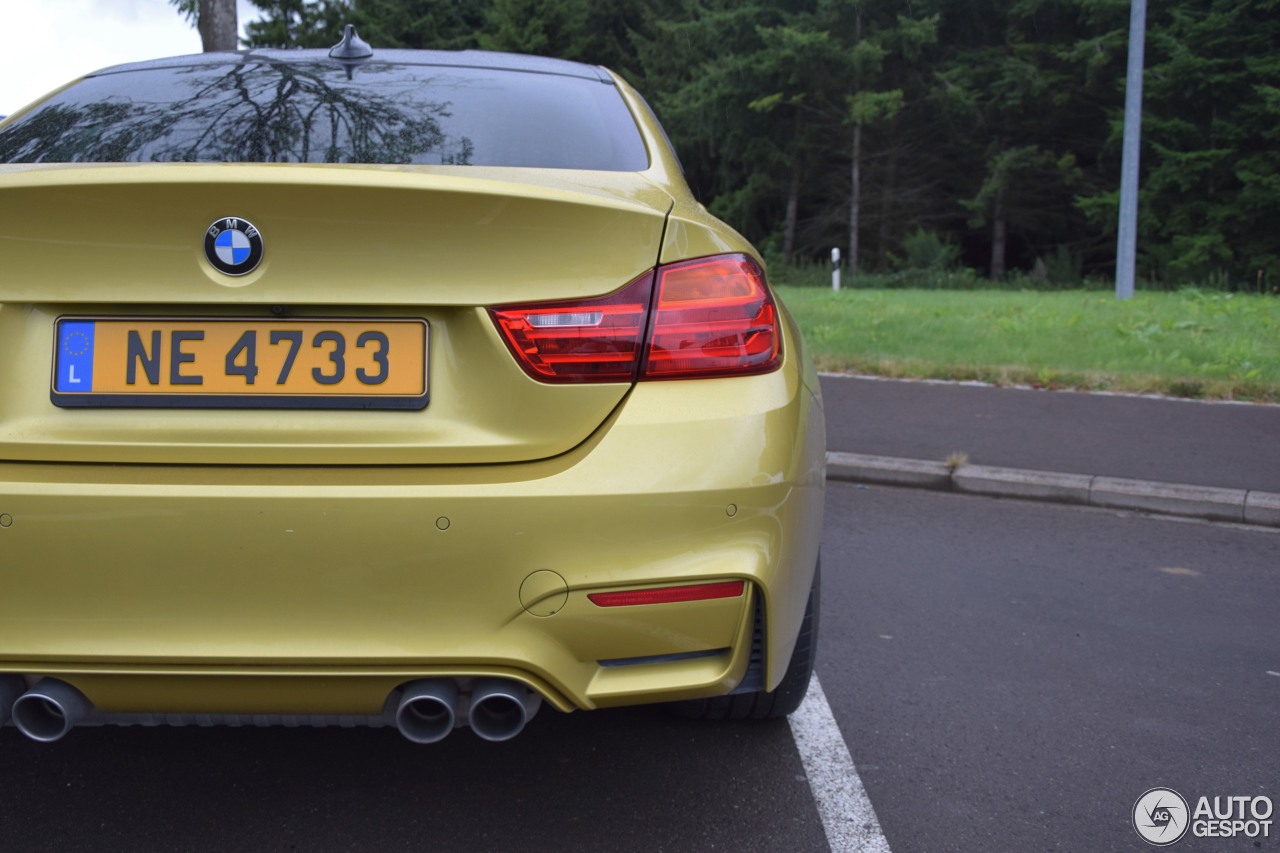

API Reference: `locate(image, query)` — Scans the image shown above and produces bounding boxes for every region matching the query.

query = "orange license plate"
[51,317,429,409]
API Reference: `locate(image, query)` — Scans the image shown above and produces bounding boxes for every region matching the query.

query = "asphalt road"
[2,483,1277,852]
[820,375,1280,493]
[823,483,1280,853]
[0,692,825,851]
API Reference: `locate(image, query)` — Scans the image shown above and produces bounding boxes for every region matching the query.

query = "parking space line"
[789,675,892,853]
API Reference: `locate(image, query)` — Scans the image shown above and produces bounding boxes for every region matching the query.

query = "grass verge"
[774,286,1280,403]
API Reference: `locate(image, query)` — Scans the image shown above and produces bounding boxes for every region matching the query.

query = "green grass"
[774,285,1280,402]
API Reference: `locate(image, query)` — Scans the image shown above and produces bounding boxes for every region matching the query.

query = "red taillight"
[489,254,781,383]
[490,273,654,382]
[588,580,746,607]
[642,255,781,379]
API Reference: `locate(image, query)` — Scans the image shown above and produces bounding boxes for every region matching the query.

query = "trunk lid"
[0,164,672,465]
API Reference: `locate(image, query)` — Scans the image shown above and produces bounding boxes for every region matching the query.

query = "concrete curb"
[825,451,1280,529]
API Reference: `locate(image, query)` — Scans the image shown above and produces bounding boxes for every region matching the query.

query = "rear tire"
[672,560,820,720]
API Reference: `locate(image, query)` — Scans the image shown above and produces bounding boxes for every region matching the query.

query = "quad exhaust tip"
[11,679,92,743]
[467,678,542,743]
[394,679,458,744]
[392,677,542,743]
[1,676,543,743]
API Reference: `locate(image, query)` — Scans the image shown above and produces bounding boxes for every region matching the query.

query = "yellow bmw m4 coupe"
[0,28,825,743]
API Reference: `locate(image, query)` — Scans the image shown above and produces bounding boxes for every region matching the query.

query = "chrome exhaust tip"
[394,679,459,744]
[1,675,26,728]
[467,678,541,742]
[12,679,92,743]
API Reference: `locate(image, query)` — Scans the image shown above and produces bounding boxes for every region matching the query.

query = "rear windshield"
[0,59,649,170]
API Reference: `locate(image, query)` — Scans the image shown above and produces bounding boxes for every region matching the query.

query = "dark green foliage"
[481,0,655,72]
[227,0,1278,289]
[348,0,487,50]
[899,229,960,272]
[244,0,351,47]
[1136,0,1279,285]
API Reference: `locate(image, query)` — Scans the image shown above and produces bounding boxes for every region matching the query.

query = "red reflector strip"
[588,580,746,607]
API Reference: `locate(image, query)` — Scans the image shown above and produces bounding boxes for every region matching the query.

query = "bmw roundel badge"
[204,217,264,276]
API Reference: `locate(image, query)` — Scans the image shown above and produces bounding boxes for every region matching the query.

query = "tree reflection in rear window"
[0,59,649,170]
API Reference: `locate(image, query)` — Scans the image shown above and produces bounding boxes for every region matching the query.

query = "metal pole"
[831,248,842,292]
[1115,0,1147,300]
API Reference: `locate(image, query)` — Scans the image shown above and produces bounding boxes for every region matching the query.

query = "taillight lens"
[490,273,654,382]
[490,253,780,383]
[642,255,781,379]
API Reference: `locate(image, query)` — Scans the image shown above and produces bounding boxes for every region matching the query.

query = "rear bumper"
[0,368,824,715]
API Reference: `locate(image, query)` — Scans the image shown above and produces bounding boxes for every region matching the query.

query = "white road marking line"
[789,675,892,853]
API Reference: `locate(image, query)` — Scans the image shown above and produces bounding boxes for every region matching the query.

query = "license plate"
[51,317,429,409]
